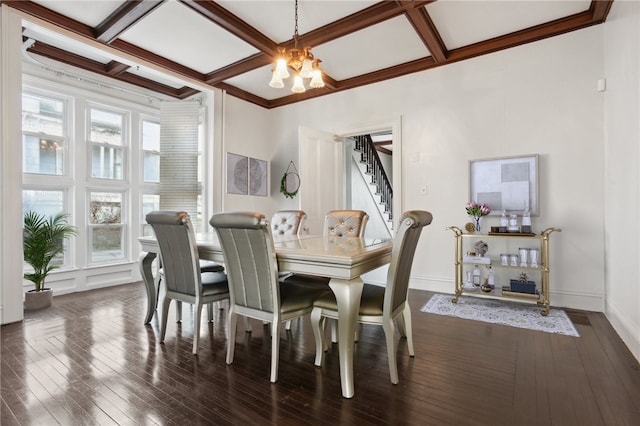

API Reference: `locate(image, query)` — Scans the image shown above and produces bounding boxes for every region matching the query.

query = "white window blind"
[159,101,199,215]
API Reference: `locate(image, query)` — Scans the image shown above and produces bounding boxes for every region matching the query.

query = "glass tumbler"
[529,248,539,268]
[519,248,529,267]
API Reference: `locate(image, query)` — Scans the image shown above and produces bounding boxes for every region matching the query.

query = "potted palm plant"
[23,211,77,310]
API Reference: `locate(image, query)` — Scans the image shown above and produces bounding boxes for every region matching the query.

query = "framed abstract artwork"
[226,153,268,196]
[469,154,539,216]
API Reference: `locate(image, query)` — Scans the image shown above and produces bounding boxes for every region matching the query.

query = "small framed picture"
[226,153,248,195]
[249,157,268,196]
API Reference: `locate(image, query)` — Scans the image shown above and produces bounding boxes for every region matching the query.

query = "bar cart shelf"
[447,226,561,316]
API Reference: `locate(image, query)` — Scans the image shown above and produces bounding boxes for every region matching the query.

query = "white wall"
[0,6,25,324]
[603,0,640,361]
[224,26,606,312]
[221,95,298,220]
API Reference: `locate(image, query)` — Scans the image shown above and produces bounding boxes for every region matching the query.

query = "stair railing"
[353,134,393,221]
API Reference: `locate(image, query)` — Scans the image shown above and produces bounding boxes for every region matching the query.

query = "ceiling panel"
[217,1,378,43]
[313,15,431,81]
[118,1,260,73]
[428,0,592,50]
[33,0,124,27]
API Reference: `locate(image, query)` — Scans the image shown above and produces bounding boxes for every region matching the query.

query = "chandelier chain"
[294,0,299,38]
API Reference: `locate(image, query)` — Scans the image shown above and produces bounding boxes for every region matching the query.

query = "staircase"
[352,134,393,233]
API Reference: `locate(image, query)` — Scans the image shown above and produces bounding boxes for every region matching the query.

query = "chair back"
[210,212,279,313]
[384,210,433,314]
[324,210,369,237]
[146,211,201,297]
[271,210,307,236]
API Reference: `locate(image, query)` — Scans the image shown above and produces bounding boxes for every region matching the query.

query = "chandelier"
[269,0,325,93]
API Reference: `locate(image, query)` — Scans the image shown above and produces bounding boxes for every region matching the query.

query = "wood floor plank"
[2,283,639,425]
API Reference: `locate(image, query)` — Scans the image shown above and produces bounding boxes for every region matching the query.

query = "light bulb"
[310,69,325,88]
[274,58,289,79]
[269,72,284,88]
[291,75,305,93]
[299,59,313,79]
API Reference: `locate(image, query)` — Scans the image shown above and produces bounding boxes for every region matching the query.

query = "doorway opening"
[337,119,401,238]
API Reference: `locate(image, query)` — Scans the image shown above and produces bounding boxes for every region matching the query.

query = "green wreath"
[280,171,299,199]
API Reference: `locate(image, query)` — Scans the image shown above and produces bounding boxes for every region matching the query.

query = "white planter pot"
[24,288,53,310]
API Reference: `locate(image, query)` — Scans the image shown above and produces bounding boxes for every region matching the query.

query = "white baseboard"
[605,301,640,363]
[409,275,605,312]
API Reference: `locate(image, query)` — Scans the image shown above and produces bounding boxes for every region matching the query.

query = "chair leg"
[270,321,280,383]
[176,301,182,322]
[193,303,203,355]
[310,308,326,367]
[245,317,252,333]
[330,319,338,343]
[285,320,292,330]
[226,308,238,365]
[207,303,213,322]
[383,318,399,384]
[402,305,415,357]
[160,297,171,343]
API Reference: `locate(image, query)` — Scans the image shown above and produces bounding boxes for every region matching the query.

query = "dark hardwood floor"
[2,282,639,425]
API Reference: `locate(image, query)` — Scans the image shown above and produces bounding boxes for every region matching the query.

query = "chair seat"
[280,282,330,314]
[313,283,385,316]
[201,272,229,296]
[199,260,225,273]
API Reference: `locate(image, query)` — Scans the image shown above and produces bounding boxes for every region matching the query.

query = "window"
[89,191,125,262]
[141,194,160,236]
[89,107,125,180]
[22,78,170,286]
[142,120,160,183]
[22,94,66,175]
[23,189,65,218]
[22,91,73,267]
[22,189,70,267]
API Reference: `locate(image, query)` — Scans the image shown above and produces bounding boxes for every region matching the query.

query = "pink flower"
[465,201,491,217]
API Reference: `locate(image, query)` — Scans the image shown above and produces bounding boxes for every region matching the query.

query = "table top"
[139,233,393,280]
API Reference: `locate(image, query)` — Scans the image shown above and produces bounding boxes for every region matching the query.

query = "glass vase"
[472,216,482,234]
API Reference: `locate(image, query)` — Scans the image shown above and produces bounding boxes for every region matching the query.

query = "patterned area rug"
[420,293,580,337]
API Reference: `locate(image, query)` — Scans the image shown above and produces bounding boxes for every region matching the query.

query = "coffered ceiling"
[5,0,613,109]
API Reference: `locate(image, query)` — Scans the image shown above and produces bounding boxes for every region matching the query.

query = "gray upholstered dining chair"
[209,211,329,383]
[146,211,230,355]
[272,209,307,284]
[310,210,432,384]
[283,209,370,336]
[324,210,369,237]
[271,210,307,236]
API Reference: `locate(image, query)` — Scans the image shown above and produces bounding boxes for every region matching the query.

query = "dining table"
[138,232,392,398]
